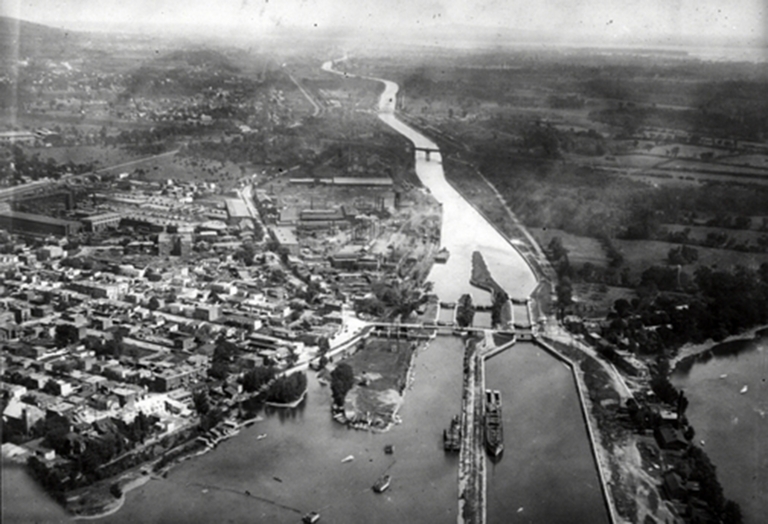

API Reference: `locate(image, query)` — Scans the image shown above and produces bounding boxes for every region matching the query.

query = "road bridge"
[413,146,440,161]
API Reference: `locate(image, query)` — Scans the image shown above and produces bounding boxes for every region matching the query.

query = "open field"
[572,284,636,318]
[661,158,768,176]
[530,228,609,267]
[719,154,768,168]
[623,167,768,186]
[342,337,416,422]
[33,145,140,167]
[663,223,768,248]
[613,238,768,275]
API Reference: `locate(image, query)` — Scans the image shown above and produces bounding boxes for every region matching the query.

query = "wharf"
[457,337,486,524]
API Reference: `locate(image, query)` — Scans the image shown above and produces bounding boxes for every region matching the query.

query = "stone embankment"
[457,338,486,524]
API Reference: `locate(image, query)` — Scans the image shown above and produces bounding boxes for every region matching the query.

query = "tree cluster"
[266,372,307,404]
[604,264,768,355]
[455,294,475,328]
[330,363,355,407]
[242,366,276,393]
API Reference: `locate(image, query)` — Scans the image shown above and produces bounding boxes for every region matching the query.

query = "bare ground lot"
[341,337,416,423]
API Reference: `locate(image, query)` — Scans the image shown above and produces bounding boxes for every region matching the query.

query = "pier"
[457,337,486,524]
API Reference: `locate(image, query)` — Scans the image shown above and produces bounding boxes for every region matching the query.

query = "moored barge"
[484,389,504,459]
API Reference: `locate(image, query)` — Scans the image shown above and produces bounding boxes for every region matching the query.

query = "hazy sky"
[2,0,766,45]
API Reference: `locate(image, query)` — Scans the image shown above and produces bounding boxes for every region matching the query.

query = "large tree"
[330,363,355,407]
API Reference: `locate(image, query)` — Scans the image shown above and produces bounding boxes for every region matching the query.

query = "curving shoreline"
[670,325,768,370]
[71,473,152,520]
[264,386,308,409]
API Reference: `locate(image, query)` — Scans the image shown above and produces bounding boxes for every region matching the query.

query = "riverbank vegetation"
[330,362,355,407]
[265,372,307,404]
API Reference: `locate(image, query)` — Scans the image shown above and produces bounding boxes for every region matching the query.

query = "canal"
[6,59,609,524]
[485,343,609,524]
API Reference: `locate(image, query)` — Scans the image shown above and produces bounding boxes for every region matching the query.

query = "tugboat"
[484,390,504,459]
[443,414,461,452]
[372,474,391,493]
[302,511,321,523]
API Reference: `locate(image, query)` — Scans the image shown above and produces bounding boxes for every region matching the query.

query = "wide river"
[672,331,768,524]
[3,61,608,524]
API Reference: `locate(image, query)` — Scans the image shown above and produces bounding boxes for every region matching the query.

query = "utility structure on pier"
[413,146,440,161]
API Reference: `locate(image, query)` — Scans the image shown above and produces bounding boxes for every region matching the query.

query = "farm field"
[612,238,768,276]
[529,228,609,267]
[662,223,768,249]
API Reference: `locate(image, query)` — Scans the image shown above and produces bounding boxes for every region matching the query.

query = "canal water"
[671,331,768,524]
[485,343,609,524]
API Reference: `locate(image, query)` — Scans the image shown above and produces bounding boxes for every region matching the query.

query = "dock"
[457,337,486,524]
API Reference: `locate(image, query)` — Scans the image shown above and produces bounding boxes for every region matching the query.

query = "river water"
[5,61,608,524]
[671,332,768,524]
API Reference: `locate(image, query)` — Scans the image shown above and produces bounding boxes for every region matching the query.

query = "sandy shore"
[670,324,768,370]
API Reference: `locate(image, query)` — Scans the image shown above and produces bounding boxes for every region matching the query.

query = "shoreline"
[670,324,768,370]
[71,472,152,521]
[264,387,308,409]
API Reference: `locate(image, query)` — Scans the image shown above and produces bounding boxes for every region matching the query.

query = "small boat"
[273,477,283,483]
[372,474,391,493]
[302,511,321,523]
[443,414,461,452]
[719,374,728,379]
[341,455,354,463]
[257,434,267,440]
[434,247,450,263]
[740,385,749,394]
